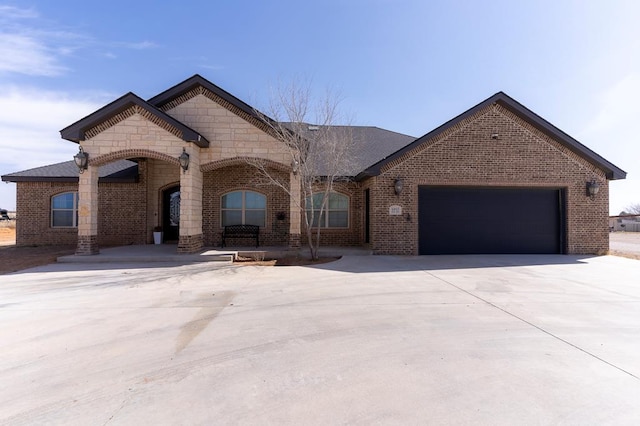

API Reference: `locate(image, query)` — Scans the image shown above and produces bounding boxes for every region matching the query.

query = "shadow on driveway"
[310,254,600,273]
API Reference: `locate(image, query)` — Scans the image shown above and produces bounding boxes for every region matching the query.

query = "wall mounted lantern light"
[291,159,299,174]
[394,178,404,196]
[74,146,88,173]
[179,148,190,173]
[586,179,600,199]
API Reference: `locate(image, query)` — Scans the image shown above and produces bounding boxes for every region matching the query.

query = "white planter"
[153,232,162,244]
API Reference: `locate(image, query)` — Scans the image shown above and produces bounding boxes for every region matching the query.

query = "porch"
[57,244,371,264]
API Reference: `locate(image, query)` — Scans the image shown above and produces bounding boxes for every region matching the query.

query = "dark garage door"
[418,187,565,255]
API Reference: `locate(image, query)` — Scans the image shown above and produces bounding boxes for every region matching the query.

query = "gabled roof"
[1,160,139,183]
[148,74,262,119]
[358,92,627,180]
[60,92,209,147]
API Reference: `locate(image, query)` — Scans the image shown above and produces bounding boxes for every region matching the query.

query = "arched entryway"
[162,185,180,242]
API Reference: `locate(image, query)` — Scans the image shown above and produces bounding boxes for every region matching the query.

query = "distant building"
[609,215,640,232]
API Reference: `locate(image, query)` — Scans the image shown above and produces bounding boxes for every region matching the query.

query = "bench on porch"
[221,224,260,248]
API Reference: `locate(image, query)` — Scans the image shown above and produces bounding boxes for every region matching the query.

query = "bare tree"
[247,80,358,260]
[621,203,640,215]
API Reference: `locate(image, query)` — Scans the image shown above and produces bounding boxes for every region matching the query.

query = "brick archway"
[201,157,290,173]
[90,149,180,167]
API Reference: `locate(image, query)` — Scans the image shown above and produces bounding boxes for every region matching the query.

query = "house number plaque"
[389,205,402,215]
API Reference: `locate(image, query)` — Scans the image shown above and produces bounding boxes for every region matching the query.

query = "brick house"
[2,75,626,255]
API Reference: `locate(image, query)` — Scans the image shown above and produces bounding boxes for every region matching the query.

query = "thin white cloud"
[0,86,110,209]
[0,5,38,20]
[116,41,158,50]
[0,33,67,76]
[0,5,158,77]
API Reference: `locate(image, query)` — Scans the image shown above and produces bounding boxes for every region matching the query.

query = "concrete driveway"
[1,255,640,425]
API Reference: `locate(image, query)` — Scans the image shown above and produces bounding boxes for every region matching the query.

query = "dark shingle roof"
[5,75,624,183]
[1,160,138,183]
[285,123,415,176]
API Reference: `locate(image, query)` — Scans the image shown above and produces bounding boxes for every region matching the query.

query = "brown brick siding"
[76,235,99,255]
[15,171,147,247]
[300,182,364,247]
[13,102,611,256]
[178,234,204,253]
[202,165,290,246]
[15,181,80,246]
[98,167,147,246]
[369,103,609,255]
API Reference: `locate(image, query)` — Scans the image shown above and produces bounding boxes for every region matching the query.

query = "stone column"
[288,171,301,248]
[76,164,99,255]
[177,146,204,253]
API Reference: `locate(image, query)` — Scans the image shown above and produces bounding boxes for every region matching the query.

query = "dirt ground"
[0,227,76,275]
[1,227,638,275]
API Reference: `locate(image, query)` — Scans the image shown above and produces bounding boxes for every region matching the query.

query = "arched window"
[306,192,349,228]
[51,192,79,227]
[221,191,266,227]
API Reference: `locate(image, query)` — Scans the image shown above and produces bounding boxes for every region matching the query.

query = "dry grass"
[0,220,16,229]
[609,250,640,261]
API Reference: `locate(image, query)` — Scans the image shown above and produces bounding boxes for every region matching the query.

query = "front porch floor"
[57,244,372,264]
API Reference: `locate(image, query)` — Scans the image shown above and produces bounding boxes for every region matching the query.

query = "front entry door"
[162,186,180,242]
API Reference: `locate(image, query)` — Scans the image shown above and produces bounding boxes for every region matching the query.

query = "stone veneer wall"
[369,103,609,255]
[145,159,180,240]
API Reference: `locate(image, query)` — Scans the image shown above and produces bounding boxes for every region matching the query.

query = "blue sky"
[0,0,638,213]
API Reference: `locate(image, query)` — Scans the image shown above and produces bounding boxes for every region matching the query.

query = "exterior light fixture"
[586,179,600,199]
[291,159,299,174]
[394,178,404,196]
[74,146,89,173]
[179,148,190,173]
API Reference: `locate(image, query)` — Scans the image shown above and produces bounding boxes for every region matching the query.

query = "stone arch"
[201,156,290,173]
[90,149,180,167]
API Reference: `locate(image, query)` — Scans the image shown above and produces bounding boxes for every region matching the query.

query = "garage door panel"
[418,187,563,255]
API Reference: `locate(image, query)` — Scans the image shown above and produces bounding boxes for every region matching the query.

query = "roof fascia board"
[149,74,259,118]
[147,74,283,132]
[359,92,626,180]
[1,176,138,183]
[60,92,209,147]
[493,94,626,179]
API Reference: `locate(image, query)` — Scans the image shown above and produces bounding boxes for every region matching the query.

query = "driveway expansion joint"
[422,269,640,381]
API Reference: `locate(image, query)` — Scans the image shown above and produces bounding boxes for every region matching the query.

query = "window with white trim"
[221,191,266,227]
[306,192,349,228]
[51,192,79,227]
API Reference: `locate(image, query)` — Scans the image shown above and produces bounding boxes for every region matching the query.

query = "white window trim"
[306,192,350,228]
[221,190,267,227]
[51,191,79,228]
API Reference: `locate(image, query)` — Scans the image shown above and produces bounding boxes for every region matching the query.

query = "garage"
[418,186,565,255]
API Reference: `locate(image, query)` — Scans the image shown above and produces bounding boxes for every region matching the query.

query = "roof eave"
[1,176,138,183]
[493,95,627,180]
[360,92,626,180]
[148,74,280,132]
[60,92,209,147]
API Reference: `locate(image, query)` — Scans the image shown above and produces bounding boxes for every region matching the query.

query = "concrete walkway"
[2,254,640,424]
[57,244,372,263]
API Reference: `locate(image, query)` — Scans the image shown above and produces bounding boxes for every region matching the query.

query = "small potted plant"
[153,226,163,244]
